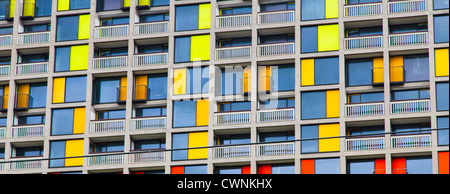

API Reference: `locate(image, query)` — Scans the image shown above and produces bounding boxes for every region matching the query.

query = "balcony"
[11,124,45,138]
[257,108,295,122]
[215,46,252,60]
[212,145,251,159]
[130,117,166,130]
[388,0,427,14]
[94,24,129,39]
[93,55,128,70]
[345,102,385,117]
[391,134,432,148]
[0,65,10,76]
[134,21,169,35]
[88,153,123,166]
[257,42,295,57]
[89,119,125,133]
[17,31,50,45]
[0,34,12,46]
[15,62,48,76]
[389,31,428,47]
[256,142,295,157]
[346,137,385,151]
[344,35,383,50]
[214,111,251,125]
[258,10,295,25]
[390,99,430,114]
[9,157,43,170]
[133,52,168,66]
[344,2,382,17]
[216,14,252,28]
[129,150,165,163]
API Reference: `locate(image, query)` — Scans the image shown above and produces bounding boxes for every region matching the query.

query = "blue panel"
[185,165,208,174]
[70,0,90,10]
[261,3,288,11]
[148,73,167,100]
[98,0,121,11]
[175,5,199,31]
[0,1,8,20]
[65,76,86,102]
[301,91,326,119]
[406,157,432,174]
[301,0,325,21]
[274,64,295,91]
[49,141,66,167]
[174,36,191,63]
[437,117,449,146]
[137,107,164,117]
[436,82,449,111]
[172,133,189,161]
[18,115,44,125]
[140,14,165,22]
[151,0,170,6]
[271,164,295,174]
[315,158,340,174]
[301,26,318,53]
[346,59,372,86]
[403,54,429,82]
[301,125,319,153]
[434,15,449,43]
[55,46,71,72]
[29,83,47,108]
[348,160,374,174]
[56,16,79,41]
[315,57,339,85]
[216,167,242,174]
[24,24,49,32]
[94,78,120,104]
[188,67,209,94]
[434,0,449,10]
[0,27,12,35]
[173,101,196,128]
[51,108,74,135]
[361,92,384,103]
[392,90,419,101]
[0,117,6,127]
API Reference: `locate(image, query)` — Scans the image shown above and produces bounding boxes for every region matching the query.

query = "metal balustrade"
[133,53,168,66]
[15,62,48,75]
[94,24,129,38]
[129,150,165,163]
[0,35,12,46]
[257,42,295,57]
[9,158,42,170]
[0,127,5,139]
[90,119,125,133]
[17,31,50,45]
[345,102,385,117]
[258,10,295,24]
[216,14,252,28]
[389,32,428,46]
[11,125,45,138]
[257,108,295,122]
[215,46,252,60]
[344,35,383,49]
[346,137,385,151]
[214,111,251,125]
[213,145,251,159]
[88,154,123,166]
[391,134,432,148]
[93,56,128,69]
[131,117,166,130]
[344,2,382,17]
[256,142,295,156]
[388,0,427,13]
[134,21,169,35]
[0,65,8,76]
[390,99,430,114]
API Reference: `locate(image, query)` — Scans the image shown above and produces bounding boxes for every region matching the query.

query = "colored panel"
[58,0,70,11]
[198,4,211,29]
[65,139,84,166]
[326,90,340,118]
[123,0,130,7]
[23,0,35,17]
[325,0,338,19]
[17,84,30,108]
[172,133,189,160]
[372,58,384,84]
[318,24,339,52]
[243,67,251,93]
[173,101,196,128]
[78,14,90,40]
[258,165,272,174]
[301,26,318,53]
[318,123,340,152]
[135,75,148,100]
[190,34,210,61]
[49,141,65,167]
[175,37,191,63]
[435,48,449,77]
[188,132,208,160]
[301,159,315,174]
[301,0,325,21]
[374,159,386,174]
[242,166,251,174]
[171,166,185,174]
[175,5,199,31]
[138,0,149,6]
[301,91,326,120]
[8,0,14,18]
[301,59,315,86]
[315,57,339,85]
[439,152,449,174]
[196,100,209,126]
[69,45,89,71]
[51,108,74,135]
[173,68,186,95]
[53,77,66,103]
[72,107,85,134]
[392,158,406,174]
[65,76,86,102]
[119,77,127,101]
[390,56,404,82]
[57,16,79,41]
[258,66,271,92]
[2,86,8,109]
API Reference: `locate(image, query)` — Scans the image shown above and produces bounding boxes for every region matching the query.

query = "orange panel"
[242,166,251,174]
[374,159,386,174]
[439,152,449,174]
[301,159,315,174]
[258,165,271,174]
[392,158,406,174]
[171,166,185,174]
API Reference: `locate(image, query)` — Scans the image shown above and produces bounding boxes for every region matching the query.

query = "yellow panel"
[72,108,85,134]
[301,59,315,86]
[173,68,186,95]
[372,57,384,84]
[198,4,211,30]
[188,132,208,160]
[2,86,8,110]
[23,0,35,17]
[196,99,209,126]
[138,0,149,6]
[190,34,211,61]
[57,0,70,11]
[52,77,66,103]
[8,0,14,18]
[135,75,148,100]
[326,90,340,118]
[17,84,30,109]
[65,139,84,167]
[258,66,271,92]
[243,66,251,93]
[318,123,340,152]
[120,77,127,102]
[78,14,90,40]
[390,56,404,82]
[318,24,339,52]
[69,45,89,71]
[123,0,130,7]
[435,48,449,77]
[325,0,338,19]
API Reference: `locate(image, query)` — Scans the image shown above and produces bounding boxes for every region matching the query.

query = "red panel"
[374,159,386,174]
[439,152,449,174]
[301,159,315,174]
[132,171,145,174]
[171,166,185,174]
[392,158,406,174]
[241,166,251,174]
[258,165,271,174]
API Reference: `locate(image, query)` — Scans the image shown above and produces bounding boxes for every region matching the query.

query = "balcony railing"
[258,10,295,24]
[345,102,385,117]
[389,32,428,47]
[15,62,48,75]
[94,24,129,38]
[9,157,42,170]
[88,153,123,166]
[17,31,50,45]
[93,56,128,70]
[215,46,251,60]
[129,150,165,163]
[346,137,385,151]
[344,35,383,50]
[388,0,427,14]
[0,127,5,139]
[133,52,168,66]
[0,65,10,76]
[257,42,295,57]
[257,108,295,122]
[212,145,251,159]
[214,111,251,125]
[390,99,430,114]
[130,117,166,130]
[89,119,125,133]
[0,35,12,46]
[134,21,169,35]
[256,142,295,156]
[391,134,432,148]
[344,2,382,17]
[216,14,252,28]
[11,124,45,138]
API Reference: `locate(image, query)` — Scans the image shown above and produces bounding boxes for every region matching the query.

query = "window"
[0,27,12,35]
[0,117,6,126]
[100,17,129,26]
[172,165,207,174]
[392,156,432,174]
[301,24,339,53]
[174,35,211,63]
[347,159,385,174]
[260,34,294,44]
[18,115,45,125]
[220,6,252,15]
[301,90,339,120]
[24,24,50,32]
[391,89,430,101]
[93,77,127,104]
[49,139,84,167]
[175,3,211,31]
[0,0,13,20]
[137,44,168,54]
[136,107,166,117]
[0,85,8,110]
[215,166,250,174]
[347,0,382,4]
[258,64,295,92]
[97,0,122,11]
[436,82,449,111]
[435,48,449,77]
[219,101,251,112]
[216,134,250,145]
[391,54,429,83]
[301,0,338,21]
[134,139,165,150]
[54,45,89,72]
[301,124,340,153]
[259,98,294,110]
[51,107,85,135]
[172,100,209,128]
[301,158,341,174]
[302,57,339,86]
[434,15,449,43]
[437,116,449,146]
[348,92,384,104]
[140,13,169,23]
[346,58,384,86]
[14,146,43,157]
[134,73,167,101]
[91,141,124,153]
[218,37,251,47]
[57,0,90,11]
[217,66,251,95]
[346,26,382,37]
[390,23,428,34]
[260,131,294,142]
[16,83,47,109]
[150,0,170,7]
[173,67,209,95]
[434,0,449,10]
[53,76,87,103]
[96,47,128,57]
[172,132,208,161]
[258,164,295,174]
[97,109,125,120]
[260,3,295,12]
[56,14,90,42]
[392,123,431,136]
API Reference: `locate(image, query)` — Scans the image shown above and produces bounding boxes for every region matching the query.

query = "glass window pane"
[185,165,207,174]
[348,160,375,174]
[436,82,449,111]
[55,47,71,72]
[406,157,432,174]
[51,108,74,135]
[98,0,121,11]
[29,83,47,108]
[173,101,196,128]
[346,59,372,86]
[174,37,191,63]
[438,117,449,146]
[301,125,319,153]
[301,91,326,119]
[65,76,86,102]
[315,158,340,174]
[434,0,449,10]
[261,3,287,11]
[301,26,318,53]
[216,167,242,174]
[403,54,429,82]
[315,57,339,85]
[148,74,167,100]
[392,90,419,101]
[69,0,90,10]
[361,92,384,103]
[49,141,66,167]
[271,164,295,174]
[434,15,449,43]
[301,0,325,21]
[56,16,79,41]
[274,64,295,91]
[94,78,120,104]
[172,133,188,160]
[175,5,199,31]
